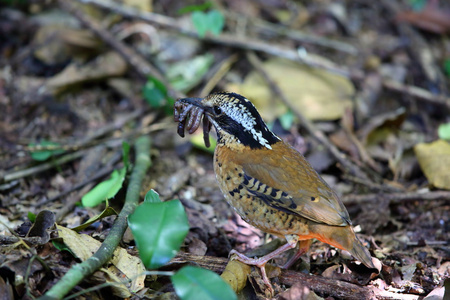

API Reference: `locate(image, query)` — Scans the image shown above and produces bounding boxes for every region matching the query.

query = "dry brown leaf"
[220,259,251,293]
[226,58,354,122]
[46,52,128,93]
[56,225,145,295]
[414,140,450,189]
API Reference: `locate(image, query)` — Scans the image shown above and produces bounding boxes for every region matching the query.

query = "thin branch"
[2,151,86,183]
[343,190,450,205]
[383,80,450,110]
[200,54,239,96]
[251,19,358,54]
[39,136,151,300]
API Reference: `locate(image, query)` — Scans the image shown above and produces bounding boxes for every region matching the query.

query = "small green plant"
[172,266,237,300]
[279,110,295,131]
[191,9,225,37]
[142,76,175,114]
[444,58,450,77]
[81,142,130,207]
[178,2,213,14]
[29,140,65,161]
[438,122,450,140]
[128,190,189,269]
[408,0,427,11]
[28,211,36,223]
[129,190,237,300]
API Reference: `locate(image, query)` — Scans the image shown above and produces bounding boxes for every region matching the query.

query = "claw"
[229,238,299,294]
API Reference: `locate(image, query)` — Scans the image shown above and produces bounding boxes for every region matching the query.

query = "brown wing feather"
[239,141,350,226]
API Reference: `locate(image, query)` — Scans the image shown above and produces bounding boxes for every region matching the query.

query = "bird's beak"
[178,97,204,108]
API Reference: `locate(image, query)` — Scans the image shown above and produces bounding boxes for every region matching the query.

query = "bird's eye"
[213,106,222,115]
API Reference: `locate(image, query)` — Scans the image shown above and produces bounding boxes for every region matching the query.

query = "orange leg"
[282,239,312,269]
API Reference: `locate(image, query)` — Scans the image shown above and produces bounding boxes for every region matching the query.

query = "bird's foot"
[229,249,274,294]
[229,238,299,294]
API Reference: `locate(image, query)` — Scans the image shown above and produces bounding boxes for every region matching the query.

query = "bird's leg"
[230,235,299,290]
[282,239,312,269]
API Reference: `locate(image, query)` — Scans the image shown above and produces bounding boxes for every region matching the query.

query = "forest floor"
[0,0,449,299]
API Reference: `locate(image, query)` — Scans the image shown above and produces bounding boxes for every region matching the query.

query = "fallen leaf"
[227,58,354,122]
[414,140,450,189]
[46,51,128,93]
[56,225,145,294]
[220,259,251,293]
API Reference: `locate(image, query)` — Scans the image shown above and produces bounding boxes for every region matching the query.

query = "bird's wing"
[241,143,350,226]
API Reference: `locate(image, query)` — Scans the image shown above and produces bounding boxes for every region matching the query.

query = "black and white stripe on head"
[204,92,280,149]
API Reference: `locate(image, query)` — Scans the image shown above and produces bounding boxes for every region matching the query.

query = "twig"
[279,270,374,300]
[2,151,86,183]
[59,0,183,99]
[343,190,450,205]
[0,235,45,245]
[39,136,151,300]
[251,19,358,54]
[383,80,450,110]
[246,51,374,181]
[78,0,450,109]
[200,54,239,96]
[343,174,403,193]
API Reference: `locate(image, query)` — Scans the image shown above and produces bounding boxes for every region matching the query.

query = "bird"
[175,91,375,291]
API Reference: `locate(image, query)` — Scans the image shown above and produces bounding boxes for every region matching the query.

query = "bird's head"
[179,92,280,150]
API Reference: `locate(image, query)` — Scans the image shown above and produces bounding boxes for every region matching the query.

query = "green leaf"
[29,140,65,161]
[144,189,162,203]
[438,122,450,140]
[128,200,189,269]
[167,54,214,92]
[81,167,126,207]
[52,239,72,254]
[71,204,118,232]
[143,77,168,108]
[172,266,237,300]
[191,11,208,37]
[207,10,225,36]
[28,212,36,223]
[191,10,224,38]
[408,0,427,11]
[122,141,130,169]
[142,76,175,114]
[279,110,294,130]
[444,59,450,77]
[178,2,212,14]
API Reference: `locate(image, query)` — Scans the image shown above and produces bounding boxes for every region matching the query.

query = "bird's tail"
[310,224,375,269]
[348,236,375,269]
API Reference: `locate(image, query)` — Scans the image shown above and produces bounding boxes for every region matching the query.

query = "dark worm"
[174,100,212,148]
